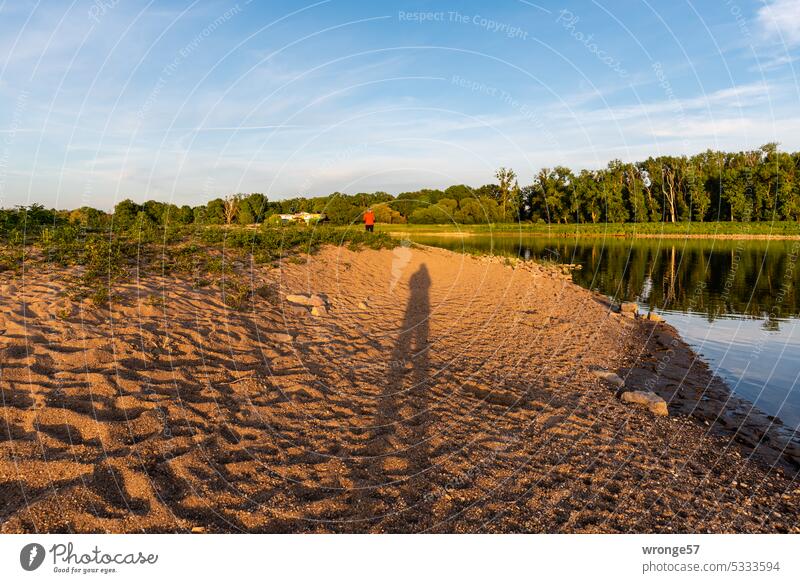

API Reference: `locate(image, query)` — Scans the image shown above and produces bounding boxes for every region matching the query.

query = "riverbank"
[0,245,797,533]
[378,221,800,240]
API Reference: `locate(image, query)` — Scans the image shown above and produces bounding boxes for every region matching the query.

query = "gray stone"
[621,390,668,416]
[592,369,624,387]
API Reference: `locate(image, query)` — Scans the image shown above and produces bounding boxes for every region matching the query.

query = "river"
[391,230,800,430]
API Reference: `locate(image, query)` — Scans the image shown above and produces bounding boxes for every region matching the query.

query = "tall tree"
[223,195,240,225]
[495,167,517,221]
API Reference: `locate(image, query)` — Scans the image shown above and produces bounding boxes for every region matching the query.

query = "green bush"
[0,220,398,310]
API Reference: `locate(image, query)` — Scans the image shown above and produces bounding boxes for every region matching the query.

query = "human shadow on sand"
[356,263,435,530]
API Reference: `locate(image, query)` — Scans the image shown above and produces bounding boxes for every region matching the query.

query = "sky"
[0,0,799,210]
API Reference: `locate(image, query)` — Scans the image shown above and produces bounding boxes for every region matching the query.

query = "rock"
[310,306,328,317]
[647,311,665,322]
[286,304,308,316]
[285,294,311,305]
[357,301,369,310]
[191,526,206,534]
[621,390,669,416]
[592,369,624,387]
[620,302,638,316]
[271,333,294,343]
[285,294,326,307]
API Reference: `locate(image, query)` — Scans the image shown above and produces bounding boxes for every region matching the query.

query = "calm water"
[395,231,800,429]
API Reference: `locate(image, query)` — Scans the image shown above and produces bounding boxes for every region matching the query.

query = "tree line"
[3,144,800,231]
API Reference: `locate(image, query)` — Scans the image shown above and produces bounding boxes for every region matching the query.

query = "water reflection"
[408,234,800,324]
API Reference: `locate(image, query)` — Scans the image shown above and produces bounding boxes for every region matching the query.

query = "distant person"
[364,208,375,232]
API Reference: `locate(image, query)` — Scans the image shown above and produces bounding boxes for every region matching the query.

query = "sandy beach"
[1,245,798,533]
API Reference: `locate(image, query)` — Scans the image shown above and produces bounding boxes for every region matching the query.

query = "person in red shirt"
[364,208,375,232]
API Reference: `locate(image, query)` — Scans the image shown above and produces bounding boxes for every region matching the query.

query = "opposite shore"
[380,222,800,240]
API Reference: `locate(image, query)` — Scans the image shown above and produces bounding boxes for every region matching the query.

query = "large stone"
[271,332,294,343]
[620,302,638,316]
[285,294,326,307]
[621,390,669,416]
[592,369,624,388]
[647,311,665,322]
[310,305,328,317]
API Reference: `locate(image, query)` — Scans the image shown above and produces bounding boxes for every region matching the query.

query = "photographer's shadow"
[363,263,434,529]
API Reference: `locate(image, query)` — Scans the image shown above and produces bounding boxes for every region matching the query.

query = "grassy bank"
[0,223,396,306]
[375,221,800,239]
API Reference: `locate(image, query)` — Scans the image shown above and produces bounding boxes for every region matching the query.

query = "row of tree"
[525,144,800,224]
[400,143,800,225]
[4,144,799,230]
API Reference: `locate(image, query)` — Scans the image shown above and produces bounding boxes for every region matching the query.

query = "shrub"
[254,283,279,303]
[0,220,398,310]
[220,278,252,310]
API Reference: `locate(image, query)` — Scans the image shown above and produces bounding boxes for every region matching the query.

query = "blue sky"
[1,0,799,210]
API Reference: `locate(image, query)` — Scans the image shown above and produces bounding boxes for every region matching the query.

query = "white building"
[277,212,324,224]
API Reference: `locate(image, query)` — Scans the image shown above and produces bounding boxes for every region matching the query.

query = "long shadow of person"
[359,263,434,531]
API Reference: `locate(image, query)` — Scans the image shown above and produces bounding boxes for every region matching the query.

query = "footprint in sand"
[389,239,413,293]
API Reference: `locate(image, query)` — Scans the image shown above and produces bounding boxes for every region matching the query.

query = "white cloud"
[554,81,778,127]
[757,0,800,46]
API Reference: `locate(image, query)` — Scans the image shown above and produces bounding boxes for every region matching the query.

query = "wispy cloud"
[2,2,800,209]
[756,0,800,46]
[581,81,777,123]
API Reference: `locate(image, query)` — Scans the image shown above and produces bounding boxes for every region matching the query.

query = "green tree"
[324,194,361,225]
[113,199,141,230]
[495,167,517,221]
[204,198,226,224]
[444,184,473,201]
[177,205,195,224]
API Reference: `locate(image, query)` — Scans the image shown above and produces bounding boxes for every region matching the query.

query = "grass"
[375,221,800,238]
